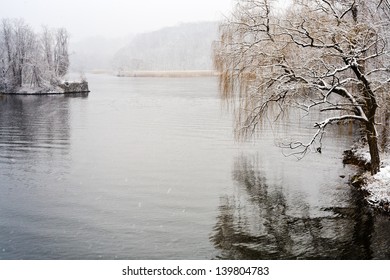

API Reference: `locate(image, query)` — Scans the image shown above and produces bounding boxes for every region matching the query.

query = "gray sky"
[1,0,233,40]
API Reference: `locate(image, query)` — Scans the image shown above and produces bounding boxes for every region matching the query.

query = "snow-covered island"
[0,20,89,96]
[345,145,390,213]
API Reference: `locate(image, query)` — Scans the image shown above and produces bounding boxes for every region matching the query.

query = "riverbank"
[0,80,89,95]
[344,144,390,213]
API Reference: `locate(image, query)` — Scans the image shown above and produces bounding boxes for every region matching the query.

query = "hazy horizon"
[0,0,233,41]
[0,0,292,73]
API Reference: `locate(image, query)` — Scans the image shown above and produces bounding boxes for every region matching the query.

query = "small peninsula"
[2,80,90,95]
[0,19,89,95]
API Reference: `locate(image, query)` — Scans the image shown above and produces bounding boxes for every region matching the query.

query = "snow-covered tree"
[214,0,390,175]
[0,19,70,92]
[40,26,55,83]
[53,28,69,78]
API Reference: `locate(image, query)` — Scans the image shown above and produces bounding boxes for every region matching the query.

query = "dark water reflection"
[211,155,390,259]
[0,95,73,164]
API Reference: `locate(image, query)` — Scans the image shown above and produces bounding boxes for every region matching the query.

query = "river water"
[0,74,389,259]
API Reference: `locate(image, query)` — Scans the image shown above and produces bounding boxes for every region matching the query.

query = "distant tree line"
[0,19,69,92]
[112,22,218,72]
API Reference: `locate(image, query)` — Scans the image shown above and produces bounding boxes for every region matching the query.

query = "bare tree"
[0,19,70,92]
[41,26,69,85]
[214,0,390,175]
[11,19,36,88]
[41,26,54,82]
[1,19,18,89]
[53,28,69,78]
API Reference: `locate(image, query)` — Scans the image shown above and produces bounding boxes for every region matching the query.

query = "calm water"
[1,74,390,259]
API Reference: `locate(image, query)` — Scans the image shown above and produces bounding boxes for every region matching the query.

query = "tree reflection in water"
[211,155,390,259]
[0,94,84,161]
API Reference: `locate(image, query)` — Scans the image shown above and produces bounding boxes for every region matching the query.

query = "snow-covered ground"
[1,80,88,95]
[353,146,390,211]
[15,85,65,94]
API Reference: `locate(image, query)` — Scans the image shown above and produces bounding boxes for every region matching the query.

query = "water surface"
[0,75,389,259]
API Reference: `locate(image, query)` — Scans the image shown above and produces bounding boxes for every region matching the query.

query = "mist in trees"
[112,22,219,72]
[213,0,390,175]
[0,19,69,93]
[70,36,131,73]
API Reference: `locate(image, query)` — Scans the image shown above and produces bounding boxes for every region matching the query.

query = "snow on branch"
[0,19,69,92]
[214,0,390,168]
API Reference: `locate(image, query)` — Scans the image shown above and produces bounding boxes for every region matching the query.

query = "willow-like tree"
[214,0,390,175]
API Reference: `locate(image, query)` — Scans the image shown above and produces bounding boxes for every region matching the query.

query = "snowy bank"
[346,145,390,212]
[0,81,89,95]
[364,164,390,211]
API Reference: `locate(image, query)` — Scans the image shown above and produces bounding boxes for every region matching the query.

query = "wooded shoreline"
[0,81,89,95]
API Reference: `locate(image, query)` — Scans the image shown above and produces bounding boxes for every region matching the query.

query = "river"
[0,74,389,259]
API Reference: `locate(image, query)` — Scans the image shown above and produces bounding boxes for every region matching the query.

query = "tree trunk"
[381,97,390,151]
[366,120,380,175]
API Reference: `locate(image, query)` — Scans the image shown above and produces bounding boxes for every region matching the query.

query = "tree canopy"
[214,0,390,175]
[0,19,69,93]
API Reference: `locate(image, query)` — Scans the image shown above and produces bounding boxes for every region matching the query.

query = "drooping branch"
[214,0,389,173]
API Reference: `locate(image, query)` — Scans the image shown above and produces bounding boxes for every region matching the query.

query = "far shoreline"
[88,69,219,78]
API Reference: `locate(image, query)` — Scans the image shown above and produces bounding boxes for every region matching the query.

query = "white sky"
[0,0,234,40]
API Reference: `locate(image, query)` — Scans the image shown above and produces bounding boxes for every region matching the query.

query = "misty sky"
[0,0,233,40]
